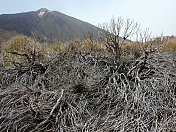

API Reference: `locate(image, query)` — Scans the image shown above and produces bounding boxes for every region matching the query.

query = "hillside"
[0,8,99,42]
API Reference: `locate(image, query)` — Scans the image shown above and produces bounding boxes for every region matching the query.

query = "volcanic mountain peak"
[0,8,99,42]
[37,8,50,17]
[37,8,49,12]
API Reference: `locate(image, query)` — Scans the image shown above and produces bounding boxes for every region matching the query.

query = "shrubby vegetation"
[0,18,176,131]
[162,38,176,52]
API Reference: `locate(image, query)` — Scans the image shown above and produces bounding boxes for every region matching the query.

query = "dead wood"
[0,49,176,131]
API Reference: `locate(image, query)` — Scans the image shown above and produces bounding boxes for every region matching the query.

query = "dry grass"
[74,39,105,52]
[122,41,141,55]
[162,39,176,52]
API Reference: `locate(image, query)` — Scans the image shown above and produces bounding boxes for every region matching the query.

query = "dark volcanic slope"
[0,8,99,42]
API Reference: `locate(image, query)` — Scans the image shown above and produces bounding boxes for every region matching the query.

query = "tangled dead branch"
[0,49,176,131]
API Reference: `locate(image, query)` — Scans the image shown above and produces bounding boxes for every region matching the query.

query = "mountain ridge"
[0,8,99,43]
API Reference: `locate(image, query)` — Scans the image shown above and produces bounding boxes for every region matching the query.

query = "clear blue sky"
[0,0,175,37]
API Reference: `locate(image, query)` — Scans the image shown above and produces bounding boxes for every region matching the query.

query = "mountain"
[0,8,99,42]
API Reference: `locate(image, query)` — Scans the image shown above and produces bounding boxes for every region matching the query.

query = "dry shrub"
[144,36,176,53]
[122,41,141,55]
[162,39,176,52]
[0,46,176,131]
[1,36,69,67]
[1,36,47,66]
[74,39,105,52]
[47,43,67,54]
[74,39,143,55]
[0,33,176,131]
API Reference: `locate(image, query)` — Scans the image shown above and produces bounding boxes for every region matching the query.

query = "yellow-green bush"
[1,36,65,67]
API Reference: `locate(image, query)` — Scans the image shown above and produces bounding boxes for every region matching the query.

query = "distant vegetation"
[162,38,176,52]
[2,33,176,68]
[0,17,176,132]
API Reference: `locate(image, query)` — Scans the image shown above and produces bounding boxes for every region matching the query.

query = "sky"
[0,0,175,37]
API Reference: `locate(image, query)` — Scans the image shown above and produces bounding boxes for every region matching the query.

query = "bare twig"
[30,89,64,132]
